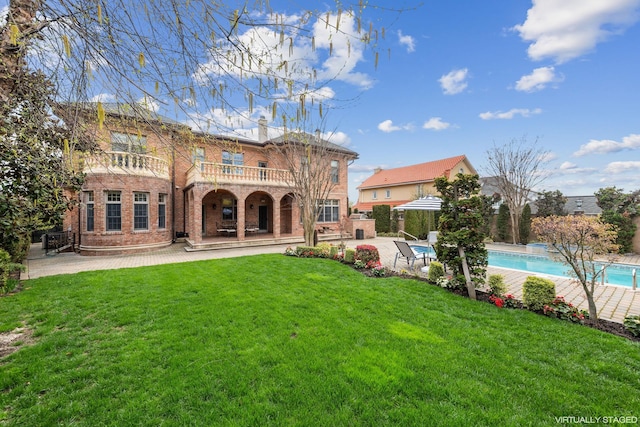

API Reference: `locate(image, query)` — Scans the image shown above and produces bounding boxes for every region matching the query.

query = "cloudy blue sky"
[4,0,639,203]
[337,0,640,201]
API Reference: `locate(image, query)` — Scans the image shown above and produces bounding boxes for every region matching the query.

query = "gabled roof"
[267,131,359,159]
[358,155,475,189]
[564,196,601,216]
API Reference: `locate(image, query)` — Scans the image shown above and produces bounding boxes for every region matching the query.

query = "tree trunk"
[458,246,476,300]
[509,212,519,245]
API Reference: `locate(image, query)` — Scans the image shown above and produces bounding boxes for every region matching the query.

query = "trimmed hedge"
[523,276,556,311]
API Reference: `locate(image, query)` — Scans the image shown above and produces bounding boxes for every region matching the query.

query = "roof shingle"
[357,155,473,189]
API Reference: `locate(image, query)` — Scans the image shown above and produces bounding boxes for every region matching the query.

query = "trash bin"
[356,229,364,240]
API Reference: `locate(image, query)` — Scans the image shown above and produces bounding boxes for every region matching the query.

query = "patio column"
[273,204,280,238]
[192,188,203,244]
[237,199,245,241]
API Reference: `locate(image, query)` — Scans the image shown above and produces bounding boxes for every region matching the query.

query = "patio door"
[259,206,268,231]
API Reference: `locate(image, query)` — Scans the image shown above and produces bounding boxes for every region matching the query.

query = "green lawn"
[1,255,639,426]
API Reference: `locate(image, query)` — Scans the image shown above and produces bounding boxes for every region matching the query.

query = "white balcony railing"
[83,151,170,179]
[187,162,294,187]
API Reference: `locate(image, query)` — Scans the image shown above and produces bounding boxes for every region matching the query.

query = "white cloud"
[90,93,116,103]
[398,30,416,53]
[194,11,373,90]
[513,0,640,63]
[378,120,402,133]
[422,117,450,131]
[439,68,469,95]
[479,108,542,120]
[604,161,640,173]
[559,161,577,170]
[138,96,160,113]
[377,119,414,133]
[515,66,563,92]
[323,131,351,146]
[573,133,640,156]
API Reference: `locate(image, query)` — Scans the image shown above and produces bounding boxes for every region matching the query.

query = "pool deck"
[22,237,640,324]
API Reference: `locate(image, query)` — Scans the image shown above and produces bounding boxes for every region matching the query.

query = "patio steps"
[184,233,351,252]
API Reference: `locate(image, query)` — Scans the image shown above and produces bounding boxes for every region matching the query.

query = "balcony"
[83,151,170,179]
[187,162,294,187]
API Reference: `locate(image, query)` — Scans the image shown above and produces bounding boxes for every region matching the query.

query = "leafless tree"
[484,137,549,244]
[267,119,357,246]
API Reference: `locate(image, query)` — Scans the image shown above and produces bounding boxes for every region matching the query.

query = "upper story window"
[222,151,244,174]
[372,191,377,200]
[192,147,205,163]
[111,132,147,154]
[385,190,391,199]
[330,160,339,183]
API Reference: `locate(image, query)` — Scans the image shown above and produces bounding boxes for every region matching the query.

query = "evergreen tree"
[519,204,532,244]
[496,204,510,242]
[434,174,488,300]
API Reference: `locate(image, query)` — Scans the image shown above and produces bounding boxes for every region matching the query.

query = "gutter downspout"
[171,133,176,242]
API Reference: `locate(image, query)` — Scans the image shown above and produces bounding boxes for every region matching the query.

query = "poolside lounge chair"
[393,240,430,268]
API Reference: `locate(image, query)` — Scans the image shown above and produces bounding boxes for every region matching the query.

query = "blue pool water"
[411,245,637,288]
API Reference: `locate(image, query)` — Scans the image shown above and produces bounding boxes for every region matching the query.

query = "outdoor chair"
[216,221,237,236]
[245,223,260,233]
[393,240,430,268]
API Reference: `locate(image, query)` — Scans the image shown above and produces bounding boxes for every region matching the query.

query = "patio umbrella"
[392,195,442,211]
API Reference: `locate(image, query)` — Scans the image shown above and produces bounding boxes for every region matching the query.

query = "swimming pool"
[411,245,638,288]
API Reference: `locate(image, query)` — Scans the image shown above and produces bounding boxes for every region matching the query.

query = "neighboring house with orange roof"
[353,155,477,212]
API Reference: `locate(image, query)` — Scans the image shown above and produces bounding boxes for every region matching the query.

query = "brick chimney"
[258,116,268,143]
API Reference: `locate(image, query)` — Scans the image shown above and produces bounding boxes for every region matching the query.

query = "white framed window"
[330,160,339,183]
[385,190,391,199]
[222,151,244,174]
[317,199,340,223]
[85,191,94,232]
[134,192,149,230]
[106,191,122,231]
[158,194,167,229]
[111,132,147,154]
[372,191,377,200]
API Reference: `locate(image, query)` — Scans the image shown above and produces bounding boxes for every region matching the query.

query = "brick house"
[353,155,477,213]
[62,104,358,255]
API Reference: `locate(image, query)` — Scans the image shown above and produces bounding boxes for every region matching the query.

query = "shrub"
[344,248,356,264]
[371,264,387,277]
[0,249,24,294]
[329,246,339,258]
[372,205,391,233]
[353,260,366,269]
[623,315,640,337]
[503,294,520,309]
[284,246,297,256]
[487,274,507,297]
[522,276,556,312]
[543,296,588,323]
[355,245,380,264]
[427,261,445,282]
[315,242,332,258]
[489,294,504,308]
[295,246,318,258]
